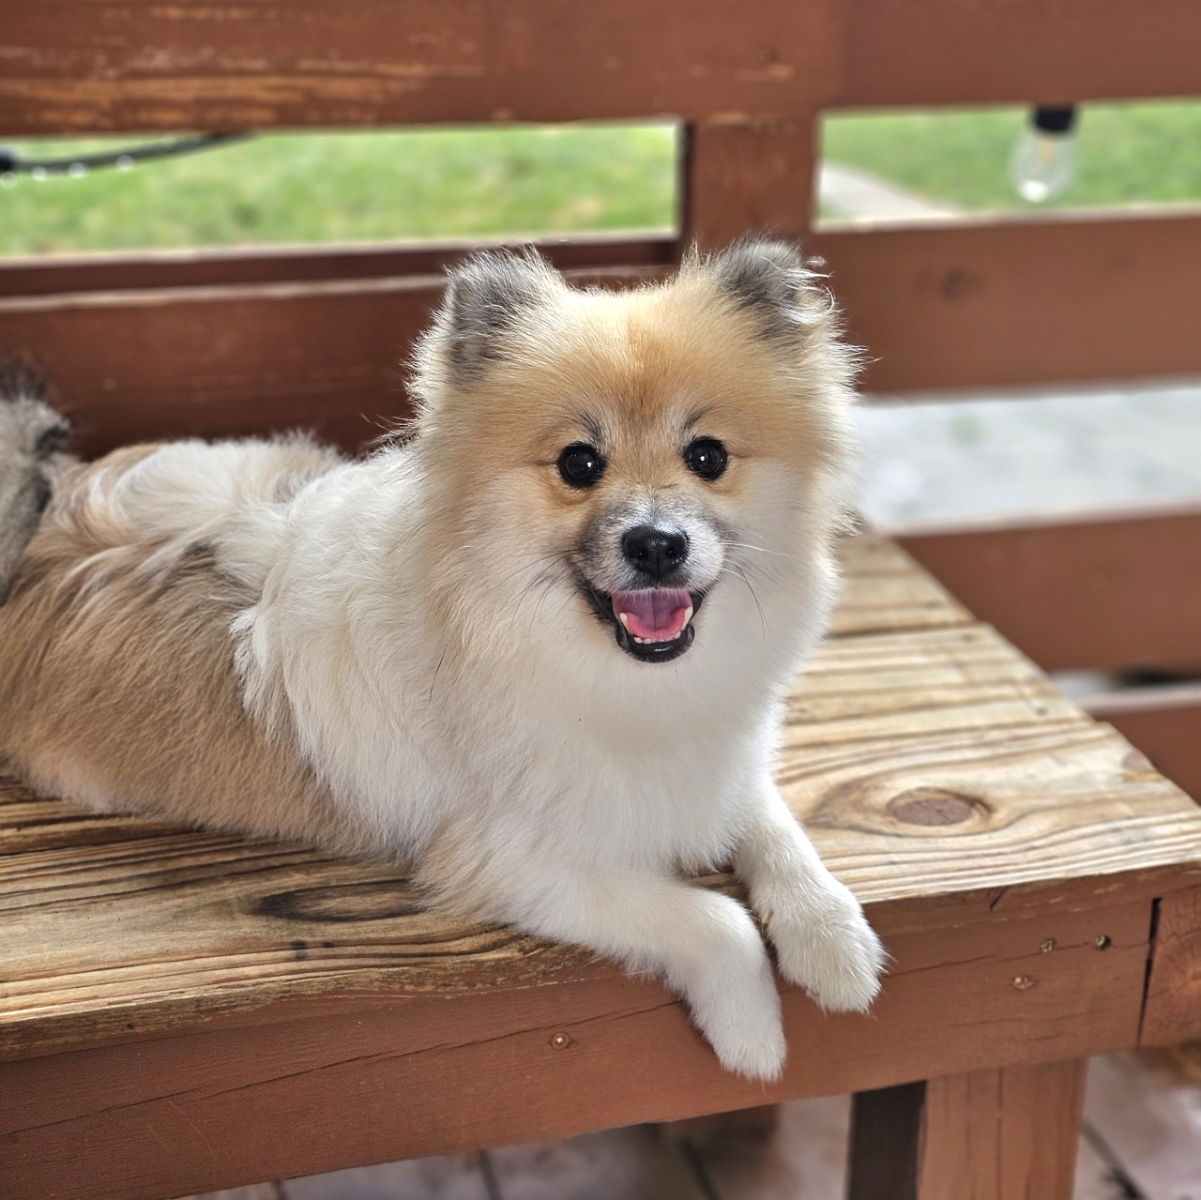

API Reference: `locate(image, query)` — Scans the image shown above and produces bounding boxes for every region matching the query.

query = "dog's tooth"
[683,605,694,626]
[618,612,632,632]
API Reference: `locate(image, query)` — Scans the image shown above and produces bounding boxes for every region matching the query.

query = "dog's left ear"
[710,236,823,339]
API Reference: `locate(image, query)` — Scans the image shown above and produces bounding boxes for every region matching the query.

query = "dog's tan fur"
[0,442,344,849]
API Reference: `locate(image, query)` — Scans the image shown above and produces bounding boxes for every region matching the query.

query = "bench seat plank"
[2,535,1198,1068]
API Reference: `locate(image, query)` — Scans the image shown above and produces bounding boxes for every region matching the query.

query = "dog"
[0,238,884,1079]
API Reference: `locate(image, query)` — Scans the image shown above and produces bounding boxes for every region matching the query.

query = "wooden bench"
[4,535,1200,1200]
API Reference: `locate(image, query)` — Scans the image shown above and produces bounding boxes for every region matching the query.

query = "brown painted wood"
[848,1061,1087,1200]
[0,0,840,136]
[834,0,1201,107]
[4,0,1197,136]
[0,267,666,458]
[1085,687,1201,802]
[0,236,678,298]
[7,213,1201,456]
[1141,886,1201,1048]
[811,212,1201,393]
[680,118,817,251]
[893,505,1201,674]
[917,1060,1086,1200]
[0,900,1154,1200]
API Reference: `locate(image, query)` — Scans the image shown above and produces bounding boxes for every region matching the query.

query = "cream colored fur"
[0,240,885,1079]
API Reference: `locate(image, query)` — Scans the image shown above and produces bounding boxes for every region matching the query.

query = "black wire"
[0,132,253,177]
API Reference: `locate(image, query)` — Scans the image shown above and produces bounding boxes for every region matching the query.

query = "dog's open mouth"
[581,580,705,663]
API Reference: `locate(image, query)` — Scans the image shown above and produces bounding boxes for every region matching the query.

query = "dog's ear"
[438,249,560,381]
[710,236,824,339]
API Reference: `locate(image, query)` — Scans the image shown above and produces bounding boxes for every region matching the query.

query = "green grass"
[822,101,1201,213]
[2,101,1199,254]
[0,124,678,255]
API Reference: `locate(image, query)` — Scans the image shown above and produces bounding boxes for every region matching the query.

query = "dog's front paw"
[700,989,788,1083]
[769,891,886,1013]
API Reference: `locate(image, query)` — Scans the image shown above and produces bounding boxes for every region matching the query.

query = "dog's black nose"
[622,525,689,580]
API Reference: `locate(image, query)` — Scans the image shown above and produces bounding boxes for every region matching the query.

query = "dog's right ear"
[435,249,561,385]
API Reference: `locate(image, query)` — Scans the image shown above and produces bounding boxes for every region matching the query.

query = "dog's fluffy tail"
[0,357,71,602]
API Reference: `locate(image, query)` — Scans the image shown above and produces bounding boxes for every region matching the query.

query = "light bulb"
[1010,105,1078,203]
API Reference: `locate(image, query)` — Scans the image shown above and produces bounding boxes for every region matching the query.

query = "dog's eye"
[557,443,605,488]
[684,437,728,481]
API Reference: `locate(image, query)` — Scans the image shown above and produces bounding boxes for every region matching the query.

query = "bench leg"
[846,1059,1086,1200]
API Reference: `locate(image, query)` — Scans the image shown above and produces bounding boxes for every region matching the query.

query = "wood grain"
[1141,886,1201,1048]
[2,538,1198,1063]
[0,0,840,135]
[894,505,1201,674]
[2,539,1199,1199]
[3,0,1196,135]
[680,118,817,251]
[8,213,1201,463]
[0,900,1156,1200]
[917,1060,1086,1200]
[810,213,1201,394]
[0,235,678,298]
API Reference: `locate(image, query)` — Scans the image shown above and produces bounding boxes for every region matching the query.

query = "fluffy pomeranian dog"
[0,237,883,1079]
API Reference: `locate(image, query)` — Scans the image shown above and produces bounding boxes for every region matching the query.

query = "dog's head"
[408,237,858,681]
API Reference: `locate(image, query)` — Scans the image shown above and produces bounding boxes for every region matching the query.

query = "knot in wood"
[888,788,978,827]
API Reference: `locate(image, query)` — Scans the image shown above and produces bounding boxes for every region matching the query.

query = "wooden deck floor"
[181,1049,1201,1200]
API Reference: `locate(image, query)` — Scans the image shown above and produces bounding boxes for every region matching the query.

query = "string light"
[0,132,252,186]
[1010,106,1079,203]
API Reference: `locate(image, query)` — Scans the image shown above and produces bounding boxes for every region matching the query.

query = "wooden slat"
[7,213,1201,447]
[0,900,1156,1200]
[3,540,1200,1065]
[850,1062,1086,1200]
[916,1060,1086,1199]
[810,212,1201,393]
[893,506,1201,674]
[0,0,840,136]
[835,0,1201,107]
[0,268,661,458]
[3,0,1198,136]
[680,118,816,251]
[1084,687,1201,803]
[1141,885,1201,1048]
[0,235,678,297]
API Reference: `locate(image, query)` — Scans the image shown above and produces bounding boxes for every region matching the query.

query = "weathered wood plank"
[0,235,678,298]
[0,900,1155,1200]
[0,0,840,135]
[680,118,817,251]
[893,505,1201,674]
[0,268,656,458]
[2,539,1199,1064]
[916,1060,1086,1200]
[834,0,1201,107]
[811,213,1201,393]
[7,214,1201,457]
[1141,885,1201,1049]
[3,0,1196,136]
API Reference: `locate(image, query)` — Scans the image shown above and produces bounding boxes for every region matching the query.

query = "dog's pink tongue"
[612,588,692,640]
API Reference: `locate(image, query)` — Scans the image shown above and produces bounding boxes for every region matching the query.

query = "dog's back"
[0,421,346,846]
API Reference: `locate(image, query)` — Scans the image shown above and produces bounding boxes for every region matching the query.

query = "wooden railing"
[3,0,1199,794]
